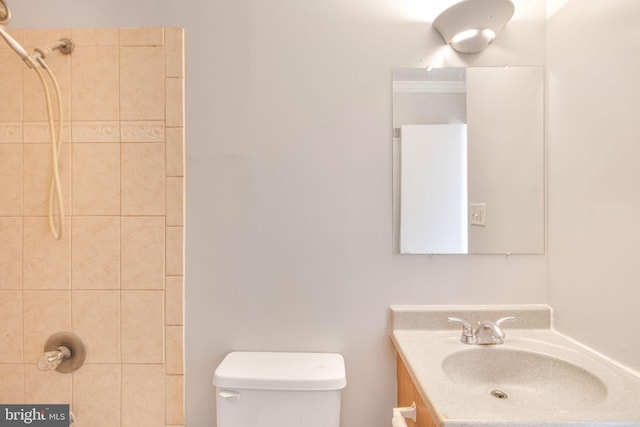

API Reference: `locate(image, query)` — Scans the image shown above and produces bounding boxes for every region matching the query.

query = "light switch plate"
[470,203,486,226]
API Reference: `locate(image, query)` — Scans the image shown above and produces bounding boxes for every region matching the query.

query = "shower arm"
[30,38,74,69]
[37,346,71,371]
[32,38,74,65]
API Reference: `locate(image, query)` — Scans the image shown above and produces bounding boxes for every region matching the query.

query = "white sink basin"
[390,305,640,426]
[442,347,608,410]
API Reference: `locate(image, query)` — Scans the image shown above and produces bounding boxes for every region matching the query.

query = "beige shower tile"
[23,122,50,144]
[22,30,72,50]
[23,53,71,122]
[166,177,184,226]
[121,291,164,364]
[165,28,184,78]
[72,364,121,427]
[72,291,120,363]
[72,217,120,290]
[166,227,184,277]
[165,326,184,375]
[0,50,23,122]
[72,143,120,215]
[0,364,25,403]
[165,276,184,326]
[120,28,164,47]
[165,127,185,177]
[121,143,165,215]
[23,121,71,144]
[165,77,184,127]
[122,364,165,427]
[23,217,71,290]
[23,142,72,217]
[71,28,119,47]
[71,46,119,121]
[0,218,22,290]
[0,292,23,363]
[0,122,22,143]
[166,375,185,424]
[72,121,120,143]
[121,217,165,289]
[73,364,121,427]
[0,144,23,216]
[22,291,71,364]
[120,47,165,121]
[24,364,72,404]
[121,121,165,142]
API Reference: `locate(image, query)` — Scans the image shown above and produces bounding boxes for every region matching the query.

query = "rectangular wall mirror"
[392,66,545,254]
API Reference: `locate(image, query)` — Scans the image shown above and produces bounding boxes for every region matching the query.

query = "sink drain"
[490,390,509,399]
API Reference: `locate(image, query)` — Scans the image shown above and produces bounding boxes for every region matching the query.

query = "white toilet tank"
[213,352,346,427]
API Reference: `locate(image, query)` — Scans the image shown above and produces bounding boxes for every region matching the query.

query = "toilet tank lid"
[213,352,346,391]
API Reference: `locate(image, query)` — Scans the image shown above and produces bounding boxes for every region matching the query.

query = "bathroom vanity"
[396,355,436,427]
[390,305,640,427]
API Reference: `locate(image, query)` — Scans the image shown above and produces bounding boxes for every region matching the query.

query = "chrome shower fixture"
[38,331,87,373]
[37,346,72,371]
[31,38,75,67]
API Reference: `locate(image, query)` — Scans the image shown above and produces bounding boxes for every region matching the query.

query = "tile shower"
[0,28,185,427]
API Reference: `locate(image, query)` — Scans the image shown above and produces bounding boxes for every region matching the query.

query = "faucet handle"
[448,317,475,344]
[448,316,472,330]
[495,316,516,326]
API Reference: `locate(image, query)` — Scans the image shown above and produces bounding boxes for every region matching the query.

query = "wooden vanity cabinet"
[397,355,438,427]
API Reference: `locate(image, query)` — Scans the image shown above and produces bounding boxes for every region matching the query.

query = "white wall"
[547,0,640,372]
[11,1,548,426]
[7,0,179,29]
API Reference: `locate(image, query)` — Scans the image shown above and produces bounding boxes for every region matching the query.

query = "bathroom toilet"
[213,351,346,427]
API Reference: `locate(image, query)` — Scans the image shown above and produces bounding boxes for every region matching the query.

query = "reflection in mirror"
[393,66,545,254]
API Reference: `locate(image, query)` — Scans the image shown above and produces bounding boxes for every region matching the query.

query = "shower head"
[0,0,11,25]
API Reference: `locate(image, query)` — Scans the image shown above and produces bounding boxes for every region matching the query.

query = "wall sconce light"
[433,0,514,54]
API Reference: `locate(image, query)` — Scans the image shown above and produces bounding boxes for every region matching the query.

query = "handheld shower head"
[0,0,11,25]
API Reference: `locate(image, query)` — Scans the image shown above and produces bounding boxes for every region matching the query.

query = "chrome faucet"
[448,316,516,345]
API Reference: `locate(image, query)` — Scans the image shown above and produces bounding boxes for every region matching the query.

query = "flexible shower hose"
[32,62,65,240]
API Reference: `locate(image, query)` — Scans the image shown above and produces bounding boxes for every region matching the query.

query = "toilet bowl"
[213,351,346,427]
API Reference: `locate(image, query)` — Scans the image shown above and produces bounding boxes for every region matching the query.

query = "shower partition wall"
[0,27,185,427]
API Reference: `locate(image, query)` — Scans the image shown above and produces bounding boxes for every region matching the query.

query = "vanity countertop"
[390,304,640,427]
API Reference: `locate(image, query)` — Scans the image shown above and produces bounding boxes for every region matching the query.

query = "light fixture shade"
[433,0,514,54]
